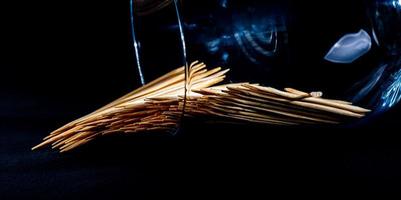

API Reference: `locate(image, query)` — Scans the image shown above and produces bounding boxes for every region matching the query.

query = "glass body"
[131,0,401,126]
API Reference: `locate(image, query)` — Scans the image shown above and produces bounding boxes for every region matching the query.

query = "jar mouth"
[130,0,189,134]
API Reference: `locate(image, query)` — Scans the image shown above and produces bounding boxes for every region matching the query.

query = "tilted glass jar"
[130,0,401,128]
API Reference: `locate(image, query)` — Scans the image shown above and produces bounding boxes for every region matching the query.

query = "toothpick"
[33,61,370,152]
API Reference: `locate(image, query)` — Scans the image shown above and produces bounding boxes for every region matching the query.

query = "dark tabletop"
[2,0,401,199]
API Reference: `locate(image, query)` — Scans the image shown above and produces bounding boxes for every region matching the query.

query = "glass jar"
[130,0,401,127]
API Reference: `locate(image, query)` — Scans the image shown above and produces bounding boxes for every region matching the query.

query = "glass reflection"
[352,0,401,112]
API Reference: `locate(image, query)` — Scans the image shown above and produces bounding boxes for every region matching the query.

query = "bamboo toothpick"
[32,61,370,152]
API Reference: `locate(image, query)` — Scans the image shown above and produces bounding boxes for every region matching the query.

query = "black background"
[1,0,401,199]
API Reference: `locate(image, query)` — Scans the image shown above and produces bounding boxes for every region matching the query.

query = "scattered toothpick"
[32,61,370,152]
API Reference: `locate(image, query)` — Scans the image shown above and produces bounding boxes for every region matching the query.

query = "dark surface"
[2,119,401,199]
[1,1,401,199]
